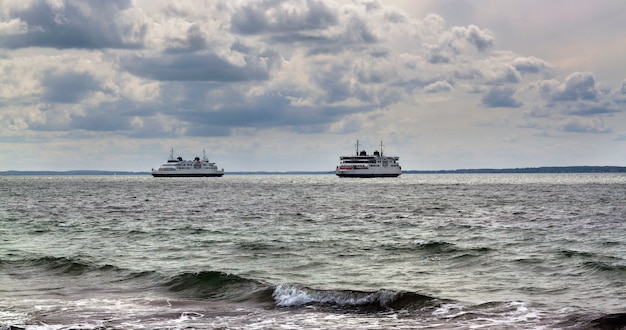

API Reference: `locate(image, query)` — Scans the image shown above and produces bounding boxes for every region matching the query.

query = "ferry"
[151,148,224,177]
[336,140,401,177]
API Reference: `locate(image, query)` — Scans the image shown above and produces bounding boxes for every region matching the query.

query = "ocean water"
[1,174,625,329]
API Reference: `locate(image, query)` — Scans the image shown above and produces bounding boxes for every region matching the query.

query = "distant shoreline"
[1,166,625,176]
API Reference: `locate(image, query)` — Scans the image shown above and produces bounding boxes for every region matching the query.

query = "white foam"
[430,301,550,329]
[272,284,399,307]
[0,310,30,328]
[272,284,316,306]
[432,303,466,317]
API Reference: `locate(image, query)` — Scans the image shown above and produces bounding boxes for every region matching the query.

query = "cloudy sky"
[1,0,625,172]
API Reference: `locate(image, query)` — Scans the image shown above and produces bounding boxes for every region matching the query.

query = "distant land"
[1,166,625,176]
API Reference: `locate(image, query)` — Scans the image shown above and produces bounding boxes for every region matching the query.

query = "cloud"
[616,79,626,104]
[0,0,146,49]
[461,25,494,51]
[40,69,100,103]
[121,50,278,82]
[512,56,553,75]
[163,24,208,53]
[560,101,622,116]
[69,106,133,132]
[614,132,626,141]
[230,0,338,35]
[558,117,611,134]
[483,64,522,85]
[424,80,453,93]
[426,22,494,64]
[527,72,624,126]
[481,87,522,108]
[536,72,598,102]
[0,18,28,36]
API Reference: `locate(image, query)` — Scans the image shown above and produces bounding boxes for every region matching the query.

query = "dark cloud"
[1,0,145,49]
[427,24,493,64]
[343,16,377,43]
[70,107,133,132]
[513,56,552,75]
[460,25,494,51]
[538,72,598,102]
[526,98,623,122]
[163,94,367,136]
[481,87,522,108]
[311,63,391,105]
[561,101,622,116]
[231,0,378,55]
[230,0,338,35]
[40,70,100,103]
[164,24,207,53]
[528,73,623,136]
[559,118,610,134]
[122,49,278,82]
[427,50,453,64]
[146,83,370,136]
[268,18,377,56]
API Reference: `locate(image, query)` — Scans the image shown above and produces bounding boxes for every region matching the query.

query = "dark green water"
[1,174,625,329]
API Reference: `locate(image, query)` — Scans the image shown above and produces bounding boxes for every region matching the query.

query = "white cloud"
[424,81,453,93]
[0,18,27,35]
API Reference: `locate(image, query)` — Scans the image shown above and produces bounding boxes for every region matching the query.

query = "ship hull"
[336,168,401,177]
[336,172,400,178]
[152,172,224,177]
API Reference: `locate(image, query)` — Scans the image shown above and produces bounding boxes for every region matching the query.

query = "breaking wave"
[272,284,440,311]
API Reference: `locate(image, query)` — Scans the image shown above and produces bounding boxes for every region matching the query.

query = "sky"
[1,0,625,172]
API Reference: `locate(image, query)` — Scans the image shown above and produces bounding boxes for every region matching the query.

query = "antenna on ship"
[203,148,208,161]
[380,141,384,156]
[355,139,360,156]
[169,148,174,160]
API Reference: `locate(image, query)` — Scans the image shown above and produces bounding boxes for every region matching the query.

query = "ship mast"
[380,141,384,156]
[169,148,174,160]
[355,139,360,156]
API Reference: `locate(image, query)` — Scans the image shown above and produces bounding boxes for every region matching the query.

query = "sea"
[1,174,625,330]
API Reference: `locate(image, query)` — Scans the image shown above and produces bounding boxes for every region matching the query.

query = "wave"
[556,312,626,329]
[163,271,274,303]
[383,240,493,258]
[557,249,626,273]
[0,255,164,289]
[5,255,122,276]
[582,260,626,273]
[272,284,440,311]
[0,256,474,315]
[160,271,443,311]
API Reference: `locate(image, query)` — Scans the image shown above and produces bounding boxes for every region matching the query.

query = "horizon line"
[2,166,626,175]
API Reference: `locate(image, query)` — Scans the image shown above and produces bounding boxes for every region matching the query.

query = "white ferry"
[152,148,224,177]
[336,140,401,177]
